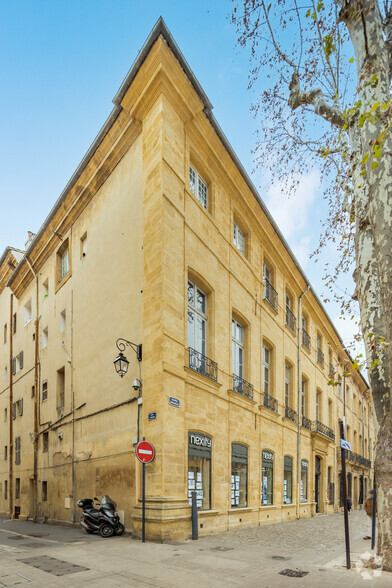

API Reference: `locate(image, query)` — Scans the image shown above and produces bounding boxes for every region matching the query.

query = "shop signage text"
[262,451,274,461]
[189,433,211,448]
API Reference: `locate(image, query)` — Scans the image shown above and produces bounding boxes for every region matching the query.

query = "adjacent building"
[0,18,374,540]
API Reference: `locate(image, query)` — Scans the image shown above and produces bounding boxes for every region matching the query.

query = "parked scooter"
[77,495,125,538]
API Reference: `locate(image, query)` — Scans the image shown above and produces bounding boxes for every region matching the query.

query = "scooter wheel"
[114,523,125,536]
[99,524,114,538]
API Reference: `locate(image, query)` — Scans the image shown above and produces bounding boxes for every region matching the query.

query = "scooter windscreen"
[101,495,117,510]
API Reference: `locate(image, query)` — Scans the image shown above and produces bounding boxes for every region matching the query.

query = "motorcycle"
[77,495,125,538]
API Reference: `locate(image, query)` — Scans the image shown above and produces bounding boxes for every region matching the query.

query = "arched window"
[188,432,212,510]
[231,443,248,508]
[300,460,308,502]
[261,450,274,505]
[283,456,293,504]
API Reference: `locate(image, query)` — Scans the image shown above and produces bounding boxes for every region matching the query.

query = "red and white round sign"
[136,440,155,464]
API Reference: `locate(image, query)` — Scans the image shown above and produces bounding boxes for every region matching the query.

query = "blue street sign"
[148,412,157,421]
[169,397,180,408]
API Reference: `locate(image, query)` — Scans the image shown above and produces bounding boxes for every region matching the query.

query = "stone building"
[0,18,374,540]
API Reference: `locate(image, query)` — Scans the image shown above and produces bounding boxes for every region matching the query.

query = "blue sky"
[0,0,359,350]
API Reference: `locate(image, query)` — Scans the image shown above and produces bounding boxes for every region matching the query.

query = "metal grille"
[302,329,311,351]
[263,393,278,413]
[301,415,312,430]
[312,420,335,441]
[279,569,309,578]
[264,279,278,311]
[317,348,325,366]
[285,307,296,332]
[285,406,298,423]
[189,347,218,381]
[233,374,254,400]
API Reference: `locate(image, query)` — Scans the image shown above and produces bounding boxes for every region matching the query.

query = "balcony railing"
[285,406,298,423]
[263,392,279,413]
[285,307,297,333]
[189,348,218,382]
[302,329,311,351]
[317,348,325,366]
[233,374,254,400]
[301,415,312,430]
[264,279,278,311]
[329,363,335,378]
[311,420,335,441]
[336,448,372,469]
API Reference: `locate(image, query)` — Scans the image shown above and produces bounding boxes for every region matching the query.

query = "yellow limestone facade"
[0,19,374,540]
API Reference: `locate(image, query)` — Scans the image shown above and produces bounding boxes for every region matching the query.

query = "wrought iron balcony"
[284,406,298,423]
[317,348,325,366]
[312,420,334,441]
[264,279,278,311]
[301,415,312,430]
[285,307,297,333]
[329,363,335,378]
[302,329,311,351]
[336,448,372,469]
[189,347,218,382]
[233,374,254,400]
[263,392,279,413]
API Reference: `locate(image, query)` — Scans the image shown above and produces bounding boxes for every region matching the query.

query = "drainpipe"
[9,294,14,519]
[297,285,310,519]
[362,393,365,508]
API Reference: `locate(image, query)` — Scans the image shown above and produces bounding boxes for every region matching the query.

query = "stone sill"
[259,505,279,511]
[227,507,253,514]
[227,389,257,405]
[198,509,220,517]
[282,503,296,508]
[184,366,222,387]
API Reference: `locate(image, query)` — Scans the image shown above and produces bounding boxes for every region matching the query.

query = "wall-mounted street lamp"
[113,338,142,377]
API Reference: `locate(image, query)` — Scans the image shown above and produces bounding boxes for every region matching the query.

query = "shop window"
[15,436,21,465]
[233,221,245,255]
[231,443,248,508]
[42,481,47,502]
[15,478,20,500]
[261,450,274,505]
[187,432,211,510]
[57,367,65,409]
[24,300,32,325]
[283,456,293,504]
[189,165,208,209]
[187,280,207,357]
[301,460,308,502]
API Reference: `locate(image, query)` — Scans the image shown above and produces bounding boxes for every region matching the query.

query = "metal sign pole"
[142,461,146,543]
[191,491,198,540]
[339,420,351,569]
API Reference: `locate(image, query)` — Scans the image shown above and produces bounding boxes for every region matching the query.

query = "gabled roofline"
[0,247,24,269]
[6,17,369,390]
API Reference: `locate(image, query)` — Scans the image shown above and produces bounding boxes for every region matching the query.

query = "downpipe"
[297,285,310,519]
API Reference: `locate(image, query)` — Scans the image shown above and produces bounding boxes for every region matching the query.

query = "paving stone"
[18,556,89,576]
[0,575,31,586]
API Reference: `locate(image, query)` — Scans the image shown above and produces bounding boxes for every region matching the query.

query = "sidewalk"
[0,513,390,586]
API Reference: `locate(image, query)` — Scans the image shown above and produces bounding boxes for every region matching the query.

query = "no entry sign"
[136,440,155,464]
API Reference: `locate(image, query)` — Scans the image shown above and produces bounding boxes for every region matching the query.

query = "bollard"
[191,491,198,540]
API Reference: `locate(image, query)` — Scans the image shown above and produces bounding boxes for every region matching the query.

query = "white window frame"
[232,319,244,379]
[189,165,208,209]
[284,364,291,407]
[187,280,207,356]
[316,390,320,421]
[301,379,306,417]
[262,345,270,395]
[233,222,245,255]
[61,248,69,281]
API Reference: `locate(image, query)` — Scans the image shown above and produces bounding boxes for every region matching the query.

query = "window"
[42,381,48,402]
[4,408,7,422]
[15,436,21,465]
[43,432,49,453]
[262,345,271,395]
[56,240,70,284]
[17,398,23,416]
[60,310,66,332]
[302,315,311,350]
[316,389,321,421]
[316,334,324,365]
[301,460,308,502]
[284,363,291,407]
[4,480,7,500]
[24,300,32,325]
[13,313,17,334]
[233,222,245,255]
[80,232,87,258]
[42,327,48,349]
[261,450,274,505]
[57,367,65,409]
[231,443,248,508]
[4,366,7,382]
[338,378,342,399]
[31,385,35,398]
[15,478,20,500]
[187,280,207,356]
[42,481,47,502]
[188,432,211,510]
[301,379,306,418]
[328,399,333,428]
[285,293,296,332]
[189,165,208,209]
[283,456,293,504]
[42,278,48,300]
[4,446,7,460]
[232,319,244,379]
[328,467,334,504]
[263,263,278,310]
[353,394,356,415]
[3,323,7,344]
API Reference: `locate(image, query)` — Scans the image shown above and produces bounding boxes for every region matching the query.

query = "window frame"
[261,450,274,506]
[283,455,293,505]
[189,164,208,210]
[187,280,207,356]
[231,443,248,508]
[233,221,245,255]
[232,318,244,379]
